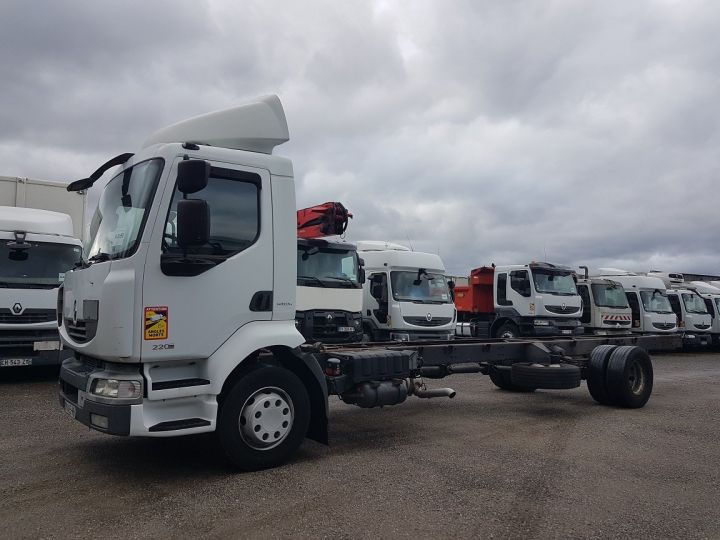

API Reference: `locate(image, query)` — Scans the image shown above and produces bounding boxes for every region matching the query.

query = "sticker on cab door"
[144,306,168,340]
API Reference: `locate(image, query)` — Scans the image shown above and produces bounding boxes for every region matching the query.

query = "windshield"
[531,269,577,295]
[297,245,360,288]
[87,158,164,260]
[390,271,451,303]
[1,241,82,288]
[682,293,708,314]
[591,283,629,308]
[639,290,673,313]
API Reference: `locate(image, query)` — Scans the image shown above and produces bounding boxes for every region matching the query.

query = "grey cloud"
[1,0,718,276]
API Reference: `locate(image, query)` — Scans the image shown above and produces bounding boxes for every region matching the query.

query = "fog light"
[390,332,410,341]
[90,414,109,429]
[91,378,142,399]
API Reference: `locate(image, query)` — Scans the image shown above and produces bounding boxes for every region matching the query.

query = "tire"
[495,323,519,339]
[218,365,310,471]
[489,367,536,392]
[586,345,617,405]
[511,362,581,389]
[605,346,653,408]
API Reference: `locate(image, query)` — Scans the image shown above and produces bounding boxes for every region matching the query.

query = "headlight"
[91,378,142,399]
[534,319,551,326]
[390,332,411,341]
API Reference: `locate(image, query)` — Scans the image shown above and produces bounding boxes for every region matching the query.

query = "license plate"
[0,358,33,367]
[561,330,573,335]
[34,340,60,351]
[338,326,355,333]
[64,400,77,419]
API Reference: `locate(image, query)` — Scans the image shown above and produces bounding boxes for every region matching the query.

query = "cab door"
[140,158,273,362]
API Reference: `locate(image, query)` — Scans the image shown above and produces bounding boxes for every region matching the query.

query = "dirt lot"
[1,352,719,539]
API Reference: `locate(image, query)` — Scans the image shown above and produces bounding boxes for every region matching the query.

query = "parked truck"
[574,266,632,335]
[686,281,720,346]
[595,270,677,335]
[0,207,82,367]
[296,238,364,343]
[454,263,583,339]
[57,96,678,470]
[0,176,86,240]
[648,272,712,347]
[357,241,456,341]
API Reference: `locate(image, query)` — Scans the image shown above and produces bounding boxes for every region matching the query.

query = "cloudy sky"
[1,0,718,276]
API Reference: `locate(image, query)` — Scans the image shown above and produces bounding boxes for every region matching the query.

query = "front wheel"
[494,323,519,339]
[605,346,654,408]
[218,365,310,471]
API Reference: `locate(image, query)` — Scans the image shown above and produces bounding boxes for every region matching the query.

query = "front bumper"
[58,354,217,437]
[390,330,454,341]
[0,329,70,368]
[681,333,711,348]
[518,318,582,337]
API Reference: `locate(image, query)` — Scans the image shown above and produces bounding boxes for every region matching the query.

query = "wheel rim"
[627,359,645,395]
[500,330,516,339]
[238,387,294,451]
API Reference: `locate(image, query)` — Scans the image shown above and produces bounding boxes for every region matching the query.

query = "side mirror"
[177,160,210,195]
[371,274,384,284]
[447,280,455,290]
[358,267,366,285]
[177,199,210,248]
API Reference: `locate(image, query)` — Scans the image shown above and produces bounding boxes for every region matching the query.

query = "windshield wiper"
[88,252,111,263]
[298,275,327,288]
[321,276,357,286]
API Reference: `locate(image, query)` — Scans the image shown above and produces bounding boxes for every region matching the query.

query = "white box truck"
[0,176,86,240]
[0,207,82,367]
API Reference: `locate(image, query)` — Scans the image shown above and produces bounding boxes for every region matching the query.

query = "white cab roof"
[0,206,75,238]
[355,240,411,252]
[142,95,289,155]
[687,281,720,295]
[596,273,667,291]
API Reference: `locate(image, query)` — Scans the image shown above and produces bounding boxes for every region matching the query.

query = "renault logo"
[426,313,432,322]
[561,303,566,310]
[326,313,334,322]
[12,303,22,315]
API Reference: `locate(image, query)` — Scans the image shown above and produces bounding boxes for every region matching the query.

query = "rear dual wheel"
[586,345,653,408]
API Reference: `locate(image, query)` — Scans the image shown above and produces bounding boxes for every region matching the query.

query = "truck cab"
[687,281,720,345]
[574,268,632,335]
[595,271,677,335]
[0,207,82,367]
[295,238,364,343]
[357,241,455,341]
[455,262,582,338]
[647,272,712,347]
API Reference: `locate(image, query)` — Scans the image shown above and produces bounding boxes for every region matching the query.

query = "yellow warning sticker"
[144,306,168,340]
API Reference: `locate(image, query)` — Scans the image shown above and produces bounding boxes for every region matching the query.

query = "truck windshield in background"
[297,246,360,288]
[591,283,629,308]
[87,158,164,261]
[682,293,709,314]
[640,290,673,313]
[531,269,577,296]
[1,242,82,288]
[391,271,451,303]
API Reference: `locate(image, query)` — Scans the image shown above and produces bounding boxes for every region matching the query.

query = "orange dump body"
[297,202,352,239]
[453,266,495,315]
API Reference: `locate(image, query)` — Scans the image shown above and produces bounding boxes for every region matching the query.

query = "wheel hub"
[627,360,645,395]
[238,387,294,450]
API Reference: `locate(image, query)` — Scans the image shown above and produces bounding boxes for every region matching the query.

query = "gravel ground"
[1,352,719,539]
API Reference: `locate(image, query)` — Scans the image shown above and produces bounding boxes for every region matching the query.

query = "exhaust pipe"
[409,379,456,399]
[579,265,589,279]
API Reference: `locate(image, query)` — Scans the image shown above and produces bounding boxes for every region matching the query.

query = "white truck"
[57,96,679,470]
[357,241,456,341]
[595,270,678,335]
[687,281,720,346]
[0,176,86,239]
[647,272,712,347]
[574,267,632,335]
[0,207,82,367]
[454,263,583,339]
[296,238,364,343]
